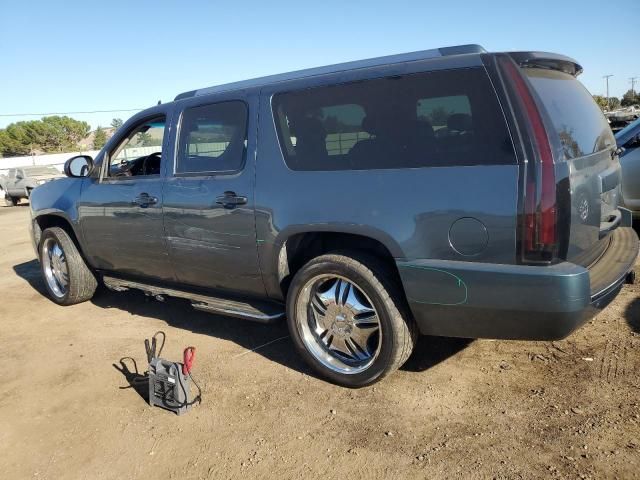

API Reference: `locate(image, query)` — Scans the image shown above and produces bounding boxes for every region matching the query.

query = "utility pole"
[603,75,614,110]
[630,77,638,97]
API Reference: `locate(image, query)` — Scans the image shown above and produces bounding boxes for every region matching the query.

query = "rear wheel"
[286,252,416,387]
[39,227,97,305]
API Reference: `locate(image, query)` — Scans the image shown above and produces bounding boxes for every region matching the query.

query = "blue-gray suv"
[29,45,639,386]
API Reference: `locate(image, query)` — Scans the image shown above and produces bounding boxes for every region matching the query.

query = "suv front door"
[78,108,174,281]
[162,92,264,296]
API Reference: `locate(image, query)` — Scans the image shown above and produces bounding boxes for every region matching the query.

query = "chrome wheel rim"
[42,238,68,298]
[295,275,381,374]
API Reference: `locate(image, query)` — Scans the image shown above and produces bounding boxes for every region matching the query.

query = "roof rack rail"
[174,44,486,101]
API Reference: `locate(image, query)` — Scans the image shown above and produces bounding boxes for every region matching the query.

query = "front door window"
[108,117,166,178]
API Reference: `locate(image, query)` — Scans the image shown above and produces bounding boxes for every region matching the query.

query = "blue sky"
[0,0,637,130]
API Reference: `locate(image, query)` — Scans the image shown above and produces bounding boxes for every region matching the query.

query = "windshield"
[24,166,60,175]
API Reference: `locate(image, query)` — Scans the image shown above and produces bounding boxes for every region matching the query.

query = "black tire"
[286,252,417,387]
[4,194,18,207]
[39,227,97,305]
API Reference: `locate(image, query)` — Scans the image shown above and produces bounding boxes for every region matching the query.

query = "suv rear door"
[521,61,620,266]
[491,53,621,268]
[162,91,264,297]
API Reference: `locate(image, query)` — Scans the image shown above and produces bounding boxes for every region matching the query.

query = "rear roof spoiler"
[507,51,583,77]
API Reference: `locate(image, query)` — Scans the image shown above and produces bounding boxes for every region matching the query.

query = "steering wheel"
[142,152,162,176]
[113,160,133,177]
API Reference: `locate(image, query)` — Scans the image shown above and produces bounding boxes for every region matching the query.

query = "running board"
[102,276,285,324]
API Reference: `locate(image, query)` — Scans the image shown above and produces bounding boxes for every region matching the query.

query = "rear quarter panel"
[255,80,519,299]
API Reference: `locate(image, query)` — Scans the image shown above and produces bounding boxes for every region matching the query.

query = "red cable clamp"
[183,346,196,375]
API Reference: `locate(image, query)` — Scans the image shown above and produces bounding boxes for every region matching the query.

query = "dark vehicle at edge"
[29,44,638,387]
[617,118,640,215]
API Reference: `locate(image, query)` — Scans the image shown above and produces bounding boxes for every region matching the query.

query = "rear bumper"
[397,226,639,340]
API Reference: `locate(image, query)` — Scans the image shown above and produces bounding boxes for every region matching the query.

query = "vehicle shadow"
[13,258,47,295]
[13,258,471,383]
[625,296,640,334]
[90,287,313,376]
[401,336,472,372]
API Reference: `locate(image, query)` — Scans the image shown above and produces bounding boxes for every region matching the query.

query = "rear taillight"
[501,58,558,263]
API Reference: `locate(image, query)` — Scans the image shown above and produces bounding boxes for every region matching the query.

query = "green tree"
[621,89,639,107]
[93,126,108,149]
[593,95,622,111]
[136,131,152,146]
[593,95,608,111]
[0,125,33,156]
[0,116,90,156]
[111,118,123,130]
[38,116,90,152]
[609,96,621,110]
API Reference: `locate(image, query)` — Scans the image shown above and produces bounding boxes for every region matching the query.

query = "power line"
[0,107,146,118]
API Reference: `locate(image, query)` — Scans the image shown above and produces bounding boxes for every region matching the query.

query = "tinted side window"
[272,68,515,171]
[176,101,248,174]
[525,68,615,159]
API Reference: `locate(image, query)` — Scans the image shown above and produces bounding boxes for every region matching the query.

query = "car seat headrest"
[447,113,473,132]
[291,116,326,140]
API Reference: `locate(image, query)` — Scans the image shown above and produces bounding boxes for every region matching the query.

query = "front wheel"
[286,252,416,387]
[4,192,18,206]
[39,227,97,305]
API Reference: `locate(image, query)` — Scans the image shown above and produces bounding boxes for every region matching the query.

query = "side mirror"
[64,155,94,178]
[15,173,23,180]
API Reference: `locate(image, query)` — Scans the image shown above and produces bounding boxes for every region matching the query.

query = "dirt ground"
[0,205,638,480]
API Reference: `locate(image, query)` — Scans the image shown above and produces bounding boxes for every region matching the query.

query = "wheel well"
[278,232,402,298]
[34,215,84,257]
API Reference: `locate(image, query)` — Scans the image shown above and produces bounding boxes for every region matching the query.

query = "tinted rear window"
[272,68,515,171]
[524,68,615,159]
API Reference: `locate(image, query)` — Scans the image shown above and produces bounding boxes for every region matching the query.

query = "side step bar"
[102,276,285,324]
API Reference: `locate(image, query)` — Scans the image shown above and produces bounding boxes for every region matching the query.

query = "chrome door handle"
[215,191,247,208]
[134,193,158,208]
